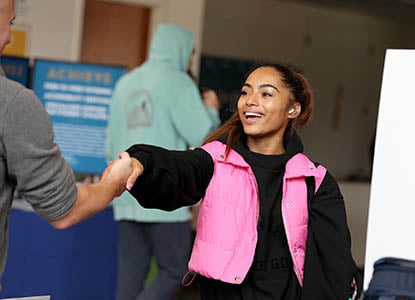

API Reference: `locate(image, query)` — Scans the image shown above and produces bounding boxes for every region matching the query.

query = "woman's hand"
[101,152,143,197]
[125,155,144,191]
[101,152,144,196]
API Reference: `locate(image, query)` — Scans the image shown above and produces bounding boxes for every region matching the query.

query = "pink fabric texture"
[188,141,327,285]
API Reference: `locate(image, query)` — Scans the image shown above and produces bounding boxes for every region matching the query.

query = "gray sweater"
[0,69,77,290]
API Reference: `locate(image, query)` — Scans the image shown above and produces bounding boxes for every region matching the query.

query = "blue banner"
[32,60,126,174]
[0,55,30,87]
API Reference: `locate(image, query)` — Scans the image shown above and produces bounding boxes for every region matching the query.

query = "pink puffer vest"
[187,141,327,286]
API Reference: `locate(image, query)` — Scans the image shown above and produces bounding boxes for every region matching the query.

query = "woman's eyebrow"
[243,83,280,93]
[258,84,280,93]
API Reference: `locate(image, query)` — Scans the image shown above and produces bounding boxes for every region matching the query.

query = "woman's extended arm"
[125,144,214,211]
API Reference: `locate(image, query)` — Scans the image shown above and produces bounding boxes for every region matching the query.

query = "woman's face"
[237,66,296,141]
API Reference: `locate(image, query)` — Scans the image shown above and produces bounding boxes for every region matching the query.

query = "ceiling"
[282,0,415,22]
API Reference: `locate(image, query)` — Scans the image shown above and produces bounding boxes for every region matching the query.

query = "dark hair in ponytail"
[204,63,315,156]
[265,64,314,128]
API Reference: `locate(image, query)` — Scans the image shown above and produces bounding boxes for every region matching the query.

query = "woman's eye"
[262,92,272,97]
[240,90,248,96]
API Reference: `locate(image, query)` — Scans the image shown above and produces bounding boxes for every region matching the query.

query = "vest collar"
[205,141,250,168]
[205,141,325,180]
[284,153,326,180]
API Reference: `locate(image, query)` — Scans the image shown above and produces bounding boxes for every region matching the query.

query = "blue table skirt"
[1,207,118,300]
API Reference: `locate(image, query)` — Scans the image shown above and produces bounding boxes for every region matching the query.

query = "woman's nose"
[245,94,259,106]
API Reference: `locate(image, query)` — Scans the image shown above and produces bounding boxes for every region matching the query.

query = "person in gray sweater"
[0,0,134,291]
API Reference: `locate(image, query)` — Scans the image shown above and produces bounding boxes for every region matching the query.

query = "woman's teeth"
[245,112,262,118]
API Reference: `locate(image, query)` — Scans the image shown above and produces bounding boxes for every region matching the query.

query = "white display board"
[364,49,415,289]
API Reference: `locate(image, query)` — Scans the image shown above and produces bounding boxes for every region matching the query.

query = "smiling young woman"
[119,63,361,300]
[205,64,313,156]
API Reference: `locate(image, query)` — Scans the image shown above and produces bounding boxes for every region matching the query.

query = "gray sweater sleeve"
[3,87,77,221]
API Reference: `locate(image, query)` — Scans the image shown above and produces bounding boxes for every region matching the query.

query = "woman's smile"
[242,111,265,124]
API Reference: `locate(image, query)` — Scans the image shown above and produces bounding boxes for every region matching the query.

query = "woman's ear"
[288,102,301,119]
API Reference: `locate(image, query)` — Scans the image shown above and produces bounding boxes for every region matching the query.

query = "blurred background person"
[106,23,220,300]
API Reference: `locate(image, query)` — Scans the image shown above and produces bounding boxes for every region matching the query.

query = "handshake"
[50,153,144,230]
[100,152,144,198]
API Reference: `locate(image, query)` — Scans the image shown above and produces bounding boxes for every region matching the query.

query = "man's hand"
[101,152,133,197]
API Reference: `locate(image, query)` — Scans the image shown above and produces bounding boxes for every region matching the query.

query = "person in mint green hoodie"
[106,23,220,300]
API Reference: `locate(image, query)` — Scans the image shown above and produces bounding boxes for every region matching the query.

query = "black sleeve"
[302,172,360,300]
[126,144,214,211]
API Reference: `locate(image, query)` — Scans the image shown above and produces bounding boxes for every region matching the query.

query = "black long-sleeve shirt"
[126,134,360,300]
